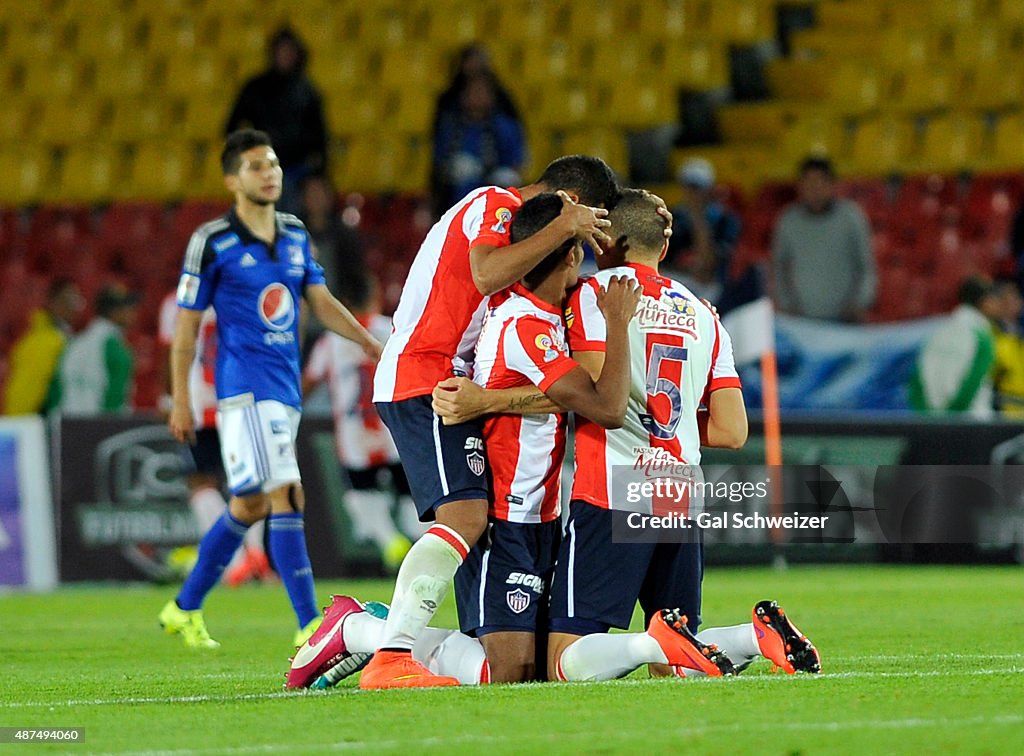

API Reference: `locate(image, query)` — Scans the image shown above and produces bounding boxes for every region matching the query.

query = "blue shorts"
[454,518,561,636]
[375,395,488,521]
[549,501,704,635]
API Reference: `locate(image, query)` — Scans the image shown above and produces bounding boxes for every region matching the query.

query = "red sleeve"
[506,316,579,393]
[566,278,607,353]
[470,189,519,249]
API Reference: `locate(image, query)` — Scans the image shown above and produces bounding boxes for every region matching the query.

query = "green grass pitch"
[2,565,1022,754]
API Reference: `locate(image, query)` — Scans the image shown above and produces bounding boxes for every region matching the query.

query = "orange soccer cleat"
[358,650,460,689]
[753,600,821,674]
[648,609,734,677]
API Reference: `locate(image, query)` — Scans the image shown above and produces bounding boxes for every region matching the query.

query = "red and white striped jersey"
[305,314,399,470]
[158,291,218,429]
[373,186,522,403]
[472,284,578,523]
[566,263,742,510]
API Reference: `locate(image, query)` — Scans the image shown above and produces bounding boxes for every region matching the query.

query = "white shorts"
[217,395,301,496]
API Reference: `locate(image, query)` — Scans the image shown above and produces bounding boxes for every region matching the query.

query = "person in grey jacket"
[772,157,876,321]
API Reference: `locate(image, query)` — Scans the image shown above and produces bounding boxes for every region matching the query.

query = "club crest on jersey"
[564,305,575,330]
[635,293,699,340]
[506,588,531,614]
[491,207,513,234]
[288,245,304,266]
[258,283,295,331]
[466,451,486,476]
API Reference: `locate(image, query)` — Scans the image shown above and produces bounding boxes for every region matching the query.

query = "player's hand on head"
[557,191,611,252]
[596,276,641,325]
[656,203,673,239]
[432,377,488,425]
[168,403,196,445]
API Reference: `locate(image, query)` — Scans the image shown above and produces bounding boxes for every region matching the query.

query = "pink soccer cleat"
[285,595,369,689]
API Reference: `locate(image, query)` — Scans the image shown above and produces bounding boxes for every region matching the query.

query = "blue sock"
[177,511,249,611]
[268,513,318,627]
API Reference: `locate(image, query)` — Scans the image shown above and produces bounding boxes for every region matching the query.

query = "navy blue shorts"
[454,518,561,636]
[375,396,488,521]
[549,501,704,635]
[183,427,223,476]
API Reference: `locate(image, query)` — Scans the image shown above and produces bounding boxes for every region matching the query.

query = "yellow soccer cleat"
[158,600,221,650]
[293,615,323,648]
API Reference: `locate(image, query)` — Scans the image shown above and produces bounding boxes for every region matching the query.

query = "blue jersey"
[175,208,325,409]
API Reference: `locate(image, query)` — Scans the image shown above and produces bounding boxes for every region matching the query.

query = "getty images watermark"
[610,458,1024,545]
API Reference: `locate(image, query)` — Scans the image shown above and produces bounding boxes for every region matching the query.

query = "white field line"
[88,713,1024,756]
[3,665,1023,710]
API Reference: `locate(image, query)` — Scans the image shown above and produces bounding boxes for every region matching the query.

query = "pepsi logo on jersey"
[258,283,295,331]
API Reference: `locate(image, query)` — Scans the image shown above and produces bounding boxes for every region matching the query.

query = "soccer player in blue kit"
[159,130,382,649]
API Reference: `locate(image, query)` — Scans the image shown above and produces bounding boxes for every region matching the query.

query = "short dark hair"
[799,156,836,179]
[512,193,577,289]
[536,155,619,208]
[606,188,668,256]
[47,277,77,301]
[958,275,993,308]
[221,129,273,175]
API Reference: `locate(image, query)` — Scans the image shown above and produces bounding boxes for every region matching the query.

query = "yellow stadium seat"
[916,115,986,173]
[708,0,773,44]
[636,0,693,39]
[849,116,917,176]
[127,142,194,202]
[73,14,135,58]
[605,81,675,130]
[522,127,559,179]
[962,63,1024,110]
[889,66,959,113]
[180,97,227,142]
[562,128,629,177]
[195,144,229,199]
[778,112,850,165]
[36,98,105,146]
[378,43,446,90]
[108,99,173,142]
[394,138,430,194]
[991,114,1024,171]
[327,89,385,137]
[91,55,152,98]
[3,19,60,59]
[519,39,576,86]
[143,15,201,56]
[161,52,226,98]
[526,81,592,130]
[309,48,367,94]
[493,0,559,42]
[662,38,729,91]
[587,39,658,87]
[57,144,123,204]
[421,0,481,45]
[338,135,410,193]
[19,56,82,99]
[815,0,886,31]
[717,102,793,143]
[946,24,1002,66]
[389,89,435,136]
[0,145,51,206]
[0,99,34,143]
[565,0,624,41]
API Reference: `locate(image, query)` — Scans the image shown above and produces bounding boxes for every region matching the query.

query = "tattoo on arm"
[508,390,546,412]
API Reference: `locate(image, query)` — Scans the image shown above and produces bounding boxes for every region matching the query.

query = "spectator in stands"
[2,278,83,415]
[908,276,998,419]
[431,72,526,215]
[772,156,876,321]
[989,277,1024,418]
[432,44,520,137]
[297,175,366,308]
[664,157,758,315]
[225,26,327,214]
[56,284,138,415]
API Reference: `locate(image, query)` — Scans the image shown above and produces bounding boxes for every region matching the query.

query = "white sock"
[189,486,225,535]
[557,633,668,682]
[696,623,760,667]
[378,525,468,651]
[345,489,403,550]
[342,613,487,684]
[397,496,429,540]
